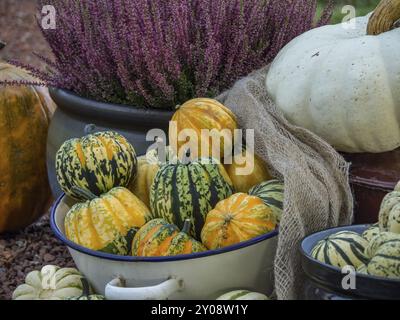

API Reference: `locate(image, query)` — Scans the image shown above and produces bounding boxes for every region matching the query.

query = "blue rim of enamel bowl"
[50,194,279,262]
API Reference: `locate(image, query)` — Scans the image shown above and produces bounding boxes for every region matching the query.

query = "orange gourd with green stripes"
[169,98,238,159]
[201,193,277,250]
[131,219,206,257]
[64,187,151,255]
[56,131,137,200]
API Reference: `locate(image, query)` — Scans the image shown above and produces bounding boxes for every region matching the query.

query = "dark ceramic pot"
[47,88,174,197]
[300,225,400,300]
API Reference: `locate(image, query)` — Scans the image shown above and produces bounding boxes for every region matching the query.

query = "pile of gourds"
[12,264,269,300]
[311,181,400,279]
[12,265,105,300]
[55,98,285,257]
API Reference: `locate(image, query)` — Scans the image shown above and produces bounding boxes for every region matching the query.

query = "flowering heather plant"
[11,0,332,110]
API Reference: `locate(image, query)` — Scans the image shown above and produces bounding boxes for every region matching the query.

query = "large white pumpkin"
[267,0,400,153]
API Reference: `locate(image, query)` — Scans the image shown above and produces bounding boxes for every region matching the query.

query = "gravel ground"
[0,0,72,301]
[0,214,75,300]
[0,0,51,68]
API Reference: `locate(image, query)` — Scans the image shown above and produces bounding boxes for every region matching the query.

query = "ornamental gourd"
[217,290,270,300]
[366,237,400,279]
[311,231,369,268]
[379,182,400,234]
[150,157,234,239]
[365,231,400,259]
[131,218,206,256]
[225,149,272,193]
[361,224,380,242]
[56,131,137,200]
[248,180,284,223]
[201,193,277,250]
[128,156,159,207]
[267,0,400,153]
[67,278,105,300]
[12,265,84,300]
[169,98,238,160]
[128,147,176,207]
[0,62,56,233]
[65,187,151,255]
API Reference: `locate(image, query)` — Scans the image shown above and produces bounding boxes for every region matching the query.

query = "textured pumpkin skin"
[311,231,369,268]
[379,190,400,234]
[127,147,176,206]
[201,193,276,250]
[128,156,159,207]
[248,180,284,223]
[267,14,400,153]
[217,290,269,300]
[0,63,55,233]
[367,239,400,279]
[65,187,151,255]
[56,131,137,200]
[169,98,238,160]
[132,219,206,256]
[150,158,234,239]
[361,223,380,242]
[12,265,84,300]
[225,151,272,193]
[365,231,400,259]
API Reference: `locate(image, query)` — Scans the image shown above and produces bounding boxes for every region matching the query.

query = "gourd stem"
[71,186,98,201]
[182,219,192,234]
[367,0,400,35]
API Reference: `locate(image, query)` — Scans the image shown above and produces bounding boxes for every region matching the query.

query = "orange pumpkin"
[201,193,277,249]
[225,150,272,193]
[169,98,238,160]
[0,63,55,233]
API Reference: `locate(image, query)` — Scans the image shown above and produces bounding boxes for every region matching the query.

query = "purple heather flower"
[6,0,332,110]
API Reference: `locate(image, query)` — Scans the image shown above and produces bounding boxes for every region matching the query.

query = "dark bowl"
[300,225,400,300]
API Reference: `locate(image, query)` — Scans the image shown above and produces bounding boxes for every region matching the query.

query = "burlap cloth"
[217,66,354,300]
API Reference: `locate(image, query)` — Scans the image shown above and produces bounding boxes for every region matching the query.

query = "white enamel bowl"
[51,195,278,300]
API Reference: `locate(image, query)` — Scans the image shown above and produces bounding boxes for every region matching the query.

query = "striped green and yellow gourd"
[201,193,277,250]
[65,187,151,255]
[379,189,400,234]
[362,223,380,242]
[56,131,137,200]
[216,290,270,300]
[131,218,206,256]
[150,157,234,239]
[311,231,369,268]
[248,180,284,222]
[367,237,400,279]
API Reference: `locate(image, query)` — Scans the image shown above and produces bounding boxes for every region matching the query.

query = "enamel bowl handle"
[105,277,184,300]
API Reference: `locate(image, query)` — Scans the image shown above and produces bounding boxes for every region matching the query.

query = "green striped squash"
[311,231,369,268]
[356,264,369,275]
[56,131,137,200]
[248,180,284,222]
[65,187,150,255]
[379,190,400,234]
[216,290,270,300]
[131,218,206,256]
[362,224,380,242]
[66,278,105,300]
[150,158,234,239]
[365,231,400,259]
[367,238,400,279]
